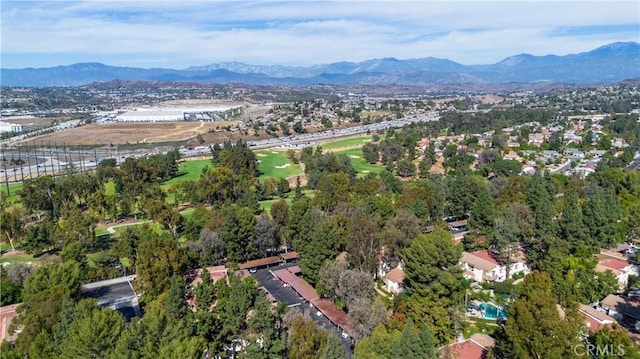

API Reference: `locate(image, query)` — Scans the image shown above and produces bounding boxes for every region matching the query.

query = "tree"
[320,332,346,359]
[347,298,389,340]
[586,326,640,359]
[391,319,436,359]
[396,159,416,178]
[24,261,83,297]
[59,305,125,359]
[353,324,400,359]
[254,214,277,258]
[271,199,289,249]
[401,228,464,344]
[559,191,589,254]
[195,269,214,311]
[347,212,381,275]
[468,186,494,233]
[362,143,379,164]
[287,315,328,359]
[500,272,583,359]
[187,228,226,267]
[220,205,256,262]
[135,235,187,297]
[0,207,24,252]
[166,274,189,322]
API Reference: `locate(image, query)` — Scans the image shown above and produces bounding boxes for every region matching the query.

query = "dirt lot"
[19,121,240,145]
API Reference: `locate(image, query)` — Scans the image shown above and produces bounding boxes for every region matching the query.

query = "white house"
[596,252,639,291]
[460,250,529,283]
[385,267,405,295]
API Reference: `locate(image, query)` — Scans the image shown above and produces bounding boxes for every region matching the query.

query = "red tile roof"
[597,258,631,272]
[279,251,299,261]
[239,256,282,269]
[386,267,404,284]
[472,250,501,266]
[0,304,19,343]
[272,269,319,302]
[311,298,352,336]
[287,265,302,275]
[448,340,486,359]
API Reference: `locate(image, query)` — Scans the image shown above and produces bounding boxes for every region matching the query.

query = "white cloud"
[1,0,638,68]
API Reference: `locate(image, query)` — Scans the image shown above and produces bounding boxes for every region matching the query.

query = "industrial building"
[115,105,242,122]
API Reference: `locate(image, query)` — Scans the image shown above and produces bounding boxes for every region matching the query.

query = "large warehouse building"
[116,105,242,122]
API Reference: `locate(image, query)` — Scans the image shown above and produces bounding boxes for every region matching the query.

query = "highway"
[1,112,440,183]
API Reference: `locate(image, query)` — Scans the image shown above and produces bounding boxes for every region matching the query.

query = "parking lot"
[250,264,353,356]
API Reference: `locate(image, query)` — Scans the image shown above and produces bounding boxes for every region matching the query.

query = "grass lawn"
[319,135,375,150]
[256,151,303,180]
[104,180,116,196]
[1,182,23,204]
[463,321,499,339]
[0,253,40,265]
[333,148,385,176]
[163,159,212,188]
[259,190,314,212]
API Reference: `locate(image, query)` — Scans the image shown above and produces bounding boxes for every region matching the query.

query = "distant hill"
[2,42,638,87]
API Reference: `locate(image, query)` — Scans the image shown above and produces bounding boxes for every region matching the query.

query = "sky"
[1,0,639,69]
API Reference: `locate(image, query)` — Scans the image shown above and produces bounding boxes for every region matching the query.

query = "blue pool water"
[479,303,507,319]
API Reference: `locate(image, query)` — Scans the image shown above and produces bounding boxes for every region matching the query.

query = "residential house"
[385,267,405,295]
[460,249,530,283]
[599,294,640,327]
[596,251,639,290]
[443,334,495,359]
[579,304,616,331]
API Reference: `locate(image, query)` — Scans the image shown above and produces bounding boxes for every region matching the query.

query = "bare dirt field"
[19,121,240,145]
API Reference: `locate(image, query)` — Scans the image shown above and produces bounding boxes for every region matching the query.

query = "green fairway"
[256,151,303,180]
[259,190,314,212]
[320,135,375,150]
[163,159,212,187]
[104,180,116,196]
[334,148,385,176]
[1,182,23,204]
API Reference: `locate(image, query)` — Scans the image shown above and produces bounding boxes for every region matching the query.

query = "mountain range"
[1,42,639,87]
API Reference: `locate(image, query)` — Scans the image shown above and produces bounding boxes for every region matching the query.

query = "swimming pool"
[479,303,507,319]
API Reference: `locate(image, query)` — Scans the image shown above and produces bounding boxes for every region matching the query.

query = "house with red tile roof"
[595,251,639,290]
[385,267,405,295]
[460,249,529,283]
[442,334,495,359]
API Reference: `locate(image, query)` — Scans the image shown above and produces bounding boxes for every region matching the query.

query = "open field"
[334,148,385,176]
[256,151,303,179]
[19,121,240,145]
[319,135,374,150]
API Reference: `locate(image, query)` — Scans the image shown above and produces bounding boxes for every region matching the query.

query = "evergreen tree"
[195,269,214,311]
[320,332,347,359]
[468,186,494,233]
[401,228,464,344]
[559,191,589,254]
[391,319,436,359]
[166,274,189,322]
[500,272,583,359]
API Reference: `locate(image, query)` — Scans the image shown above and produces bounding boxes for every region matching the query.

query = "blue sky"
[1,1,639,69]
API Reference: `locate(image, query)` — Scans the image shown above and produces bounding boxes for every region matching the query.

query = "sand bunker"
[349,155,360,159]
[256,153,267,157]
[271,151,278,154]
[275,163,292,169]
